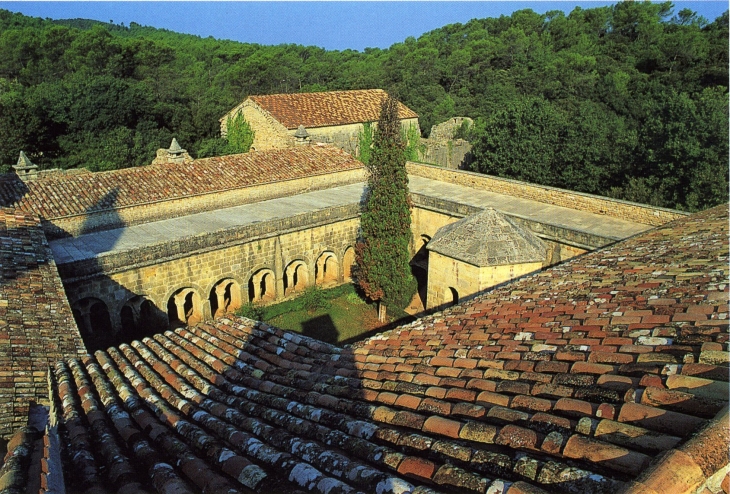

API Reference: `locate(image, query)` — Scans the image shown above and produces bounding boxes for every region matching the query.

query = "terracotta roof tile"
[4,204,728,493]
[247,89,418,129]
[0,146,362,222]
[0,209,85,437]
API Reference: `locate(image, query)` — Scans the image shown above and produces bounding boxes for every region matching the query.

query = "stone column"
[173,292,188,324]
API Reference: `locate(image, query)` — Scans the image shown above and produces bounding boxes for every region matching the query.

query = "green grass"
[236,284,412,345]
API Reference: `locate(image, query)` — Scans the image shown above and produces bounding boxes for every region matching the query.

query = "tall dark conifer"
[355,93,417,319]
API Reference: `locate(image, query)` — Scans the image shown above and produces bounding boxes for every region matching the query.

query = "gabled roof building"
[219,89,420,154]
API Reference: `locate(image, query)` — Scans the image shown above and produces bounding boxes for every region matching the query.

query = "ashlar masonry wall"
[59,205,361,339]
[221,100,291,150]
[426,251,542,310]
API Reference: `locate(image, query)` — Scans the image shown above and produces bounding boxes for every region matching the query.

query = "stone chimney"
[152,138,192,165]
[294,125,310,146]
[13,151,38,181]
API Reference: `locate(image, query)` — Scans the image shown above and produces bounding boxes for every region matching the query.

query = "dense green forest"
[0,3,727,211]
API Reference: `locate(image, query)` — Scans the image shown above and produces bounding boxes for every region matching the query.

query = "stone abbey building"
[220,89,420,154]
[0,94,727,493]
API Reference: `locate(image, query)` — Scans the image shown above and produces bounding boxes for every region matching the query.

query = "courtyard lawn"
[238,284,413,345]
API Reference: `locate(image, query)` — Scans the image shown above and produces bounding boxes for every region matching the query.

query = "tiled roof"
[427,209,546,266]
[0,209,85,437]
[4,204,729,493]
[249,89,419,129]
[0,146,362,221]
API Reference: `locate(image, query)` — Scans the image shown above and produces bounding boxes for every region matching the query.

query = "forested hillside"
[0,2,727,210]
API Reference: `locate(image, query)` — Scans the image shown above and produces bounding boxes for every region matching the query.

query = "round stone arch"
[245,267,277,304]
[340,246,356,282]
[164,285,205,329]
[283,259,310,296]
[203,274,246,303]
[120,295,166,342]
[160,282,207,317]
[70,297,115,352]
[315,251,339,286]
[207,277,244,319]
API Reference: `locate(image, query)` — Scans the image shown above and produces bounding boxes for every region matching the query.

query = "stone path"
[49,177,652,265]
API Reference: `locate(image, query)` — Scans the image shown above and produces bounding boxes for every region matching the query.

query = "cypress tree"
[355,94,417,320]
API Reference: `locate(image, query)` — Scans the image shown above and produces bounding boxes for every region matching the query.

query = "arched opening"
[120,305,135,336]
[410,235,431,310]
[167,288,203,329]
[284,261,309,296]
[448,287,459,307]
[209,279,242,319]
[121,296,165,343]
[72,297,114,352]
[342,247,356,282]
[248,269,276,304]
[411,234,431,269]
[315,252,339,286]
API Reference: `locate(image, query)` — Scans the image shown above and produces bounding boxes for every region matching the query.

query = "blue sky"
[1,2,727,51]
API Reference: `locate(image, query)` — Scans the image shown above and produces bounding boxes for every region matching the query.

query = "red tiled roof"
[0,209,85,437]
[0,146,363,220]
[248,89,419,129]
[4,204,729,493]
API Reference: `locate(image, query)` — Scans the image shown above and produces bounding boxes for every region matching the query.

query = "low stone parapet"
[407,162,687,227]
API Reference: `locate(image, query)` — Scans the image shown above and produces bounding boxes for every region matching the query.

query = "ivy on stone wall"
[357,122,373,165]
[225,112,255,154]
[403,123,424,162]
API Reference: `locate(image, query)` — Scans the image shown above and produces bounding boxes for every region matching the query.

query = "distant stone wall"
[407,162,687,227]
[297,118,420,157]
[44,168,366,239]
[418,117,474,169]
[429,117,473,141]
[418,138,472,170]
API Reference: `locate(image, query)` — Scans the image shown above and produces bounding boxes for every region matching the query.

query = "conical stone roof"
[427,208,546,267]
[168,138,184,154]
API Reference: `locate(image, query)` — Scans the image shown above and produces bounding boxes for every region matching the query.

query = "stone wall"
[429,117,473,141]
[221,100,291,150]
[418,139,472,170]
[292,119,420,156]
[59,204,361,339]
[426,251,542,310]
[407,162,687,227]
[44,168,366,239]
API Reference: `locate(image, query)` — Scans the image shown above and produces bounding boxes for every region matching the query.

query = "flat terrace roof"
[49,177,653,266]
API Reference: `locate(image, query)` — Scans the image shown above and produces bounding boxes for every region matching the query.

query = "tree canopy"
[0,3,727,210]
[355,94,417,315]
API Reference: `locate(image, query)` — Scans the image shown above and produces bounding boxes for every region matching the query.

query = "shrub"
[301,285,330,313]
[237,302,265,321]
